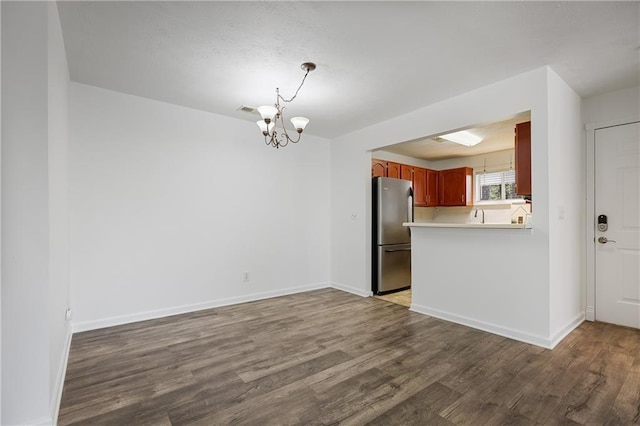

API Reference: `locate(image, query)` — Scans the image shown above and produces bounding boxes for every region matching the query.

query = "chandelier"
[256,62,316,149]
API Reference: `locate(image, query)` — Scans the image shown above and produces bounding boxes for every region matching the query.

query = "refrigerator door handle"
[408,187,414,223]
[384,247,412,253]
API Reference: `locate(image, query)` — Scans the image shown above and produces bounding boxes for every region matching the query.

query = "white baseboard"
[329,281,372,298]
[27,416,53,426]
[549,312,585,349]
[72,282,331,333]
[410,303,555,349]
[585,305,595,321]
[51,324,73,425]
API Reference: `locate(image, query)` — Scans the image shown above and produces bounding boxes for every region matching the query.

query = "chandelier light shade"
[256,62,316,149]
[257,106,278,124]
[256,120,275,135]
[290,117,309,132]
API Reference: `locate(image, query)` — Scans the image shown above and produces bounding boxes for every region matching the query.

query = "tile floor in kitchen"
[375,289,411,307]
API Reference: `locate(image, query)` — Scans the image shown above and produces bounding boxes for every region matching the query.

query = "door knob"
[598,236,616,244]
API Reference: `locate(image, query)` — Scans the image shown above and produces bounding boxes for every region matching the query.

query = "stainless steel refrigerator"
[372,177,413,294]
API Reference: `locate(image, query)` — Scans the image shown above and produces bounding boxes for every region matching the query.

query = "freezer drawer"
[376,243,411,294]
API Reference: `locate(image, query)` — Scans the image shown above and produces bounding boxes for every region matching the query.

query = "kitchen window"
[476,170,523,202]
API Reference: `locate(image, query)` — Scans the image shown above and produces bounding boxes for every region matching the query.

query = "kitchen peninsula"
[406,222,530,229]
[402,220,551,347]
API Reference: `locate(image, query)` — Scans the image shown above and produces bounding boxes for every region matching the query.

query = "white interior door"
[595,121,640,328]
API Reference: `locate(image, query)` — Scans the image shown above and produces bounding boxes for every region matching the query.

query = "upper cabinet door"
[515,121,531,195]
[425,169,439,207]
[387,162,401,179]
[439,167,473,206]
[400,164,413,182]
[413,167,427,206]
[372,159,386,178]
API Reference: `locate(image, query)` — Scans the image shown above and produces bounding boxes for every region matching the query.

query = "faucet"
[474,208,485,224]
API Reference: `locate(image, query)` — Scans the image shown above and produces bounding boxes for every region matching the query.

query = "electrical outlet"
[243,271,250,282]
[65,308,72,321]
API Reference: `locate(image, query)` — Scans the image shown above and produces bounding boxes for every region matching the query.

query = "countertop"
[403,222,531,229]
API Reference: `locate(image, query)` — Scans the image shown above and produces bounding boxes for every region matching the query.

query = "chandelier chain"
[277,68,311,104]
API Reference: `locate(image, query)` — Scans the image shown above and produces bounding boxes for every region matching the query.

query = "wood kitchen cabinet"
[399,164,427,207]
[372,159,437,207]
[371,159,401,179]
[412,167,427,207]
[400,164,413,182]
[374,160,428,207]
[386,161,401,179]
[425,169,439,207]
[371,159,387,178]
[400,164,427,207]
[515,121,531,196]
[439,167,473,206]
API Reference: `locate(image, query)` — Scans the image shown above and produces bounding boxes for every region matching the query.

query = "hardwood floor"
[58,288,640,425]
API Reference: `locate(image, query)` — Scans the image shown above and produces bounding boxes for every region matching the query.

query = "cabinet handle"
[461,195,464,203]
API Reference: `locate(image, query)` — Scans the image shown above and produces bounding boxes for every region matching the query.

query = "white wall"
[330,67,587,344]
[68,83,331,330]
[583,85,640,126]
[410,226,551,346]
[47,2,71,419]
[1,3,51,424]
[0,2,3,421]
[331,67,551,301]
[546,68,585,340]
[583,85,640,320]
[1,4,72,423]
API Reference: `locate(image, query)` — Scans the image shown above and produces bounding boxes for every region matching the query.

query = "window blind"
[477,171,503,186]
[477,170,516,185]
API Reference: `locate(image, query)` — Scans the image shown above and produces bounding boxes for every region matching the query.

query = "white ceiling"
[57,1,639,139]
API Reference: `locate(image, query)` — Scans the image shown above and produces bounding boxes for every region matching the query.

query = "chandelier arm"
[265,126,293,149]
[285,132,302,144]
[279,130,301,147]
[274,106,301,145]
[278,132,289,148]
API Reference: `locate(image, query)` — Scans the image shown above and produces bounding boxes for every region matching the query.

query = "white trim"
[411,302,555,349]
[51,325,72,425]
[26,416,53,426]
[585,117,640,324]
[71,282,331,333]
[0,3,3,423]
[585,305,595,321]
[549,313,586,349]
[586,122,596,324]
[585,116,640,132]
[330,281,372,298]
